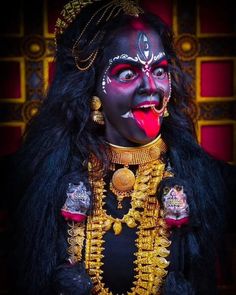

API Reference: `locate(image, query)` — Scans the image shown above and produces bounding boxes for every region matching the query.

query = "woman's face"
[96,21,171,146]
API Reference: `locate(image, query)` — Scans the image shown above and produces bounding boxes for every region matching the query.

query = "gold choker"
[107,136,167,208]
[107,135,167,166]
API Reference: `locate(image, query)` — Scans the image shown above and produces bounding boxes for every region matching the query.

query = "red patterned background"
[0,0,235,293]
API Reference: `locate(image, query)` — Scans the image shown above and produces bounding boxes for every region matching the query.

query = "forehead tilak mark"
[137,32,152,61]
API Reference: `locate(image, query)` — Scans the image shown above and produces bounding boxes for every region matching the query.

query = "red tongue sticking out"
[132,107,161,138]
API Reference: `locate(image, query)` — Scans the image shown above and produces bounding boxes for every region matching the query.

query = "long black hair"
[11,1,229,294]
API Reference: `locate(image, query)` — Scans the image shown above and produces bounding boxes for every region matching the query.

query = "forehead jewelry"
[55,0,144,71]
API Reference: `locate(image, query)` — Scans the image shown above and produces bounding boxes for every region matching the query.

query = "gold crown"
[54,0,143,37]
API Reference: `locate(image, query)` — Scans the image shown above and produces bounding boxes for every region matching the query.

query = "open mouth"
[135,98,165,113]
[121,102,163,138]
[121,100,164,119]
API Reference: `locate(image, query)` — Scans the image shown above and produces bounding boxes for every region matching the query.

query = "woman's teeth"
[121,105,157,118]
[138,104,156,108]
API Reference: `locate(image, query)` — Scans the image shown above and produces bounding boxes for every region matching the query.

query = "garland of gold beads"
[82,162,170,294]
[89,159,167,235]
[67,137,173,294]
[85,159,171,294]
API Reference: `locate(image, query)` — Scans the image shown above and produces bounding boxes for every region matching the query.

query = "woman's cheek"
[105,78,138,96]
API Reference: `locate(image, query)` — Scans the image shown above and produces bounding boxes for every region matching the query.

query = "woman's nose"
[137,74,157,96]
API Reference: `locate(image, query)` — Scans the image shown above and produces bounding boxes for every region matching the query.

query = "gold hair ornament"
[55,0,143,71]
[55,0,143,36]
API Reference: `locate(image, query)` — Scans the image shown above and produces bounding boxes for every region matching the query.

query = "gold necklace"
[107,135,166,165]
[67,137,172,294]
[90,158,166,235]
[86,157,171,294]
[107,135,167,208]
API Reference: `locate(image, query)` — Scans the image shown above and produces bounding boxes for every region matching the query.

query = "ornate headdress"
[54,0,144,71]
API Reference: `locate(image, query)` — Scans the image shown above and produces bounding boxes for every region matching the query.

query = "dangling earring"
[164,107,169,117]
[90,96,105,125]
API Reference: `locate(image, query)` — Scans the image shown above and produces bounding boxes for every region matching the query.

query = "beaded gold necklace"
[68,137,172,294]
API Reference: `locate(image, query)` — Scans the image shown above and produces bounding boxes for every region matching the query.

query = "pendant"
[111,167,135,192]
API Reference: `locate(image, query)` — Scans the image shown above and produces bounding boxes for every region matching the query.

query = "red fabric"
[201,61,234,97]
[0,126,22,156]
[0,61,21,99]
[165,217,189,228]
[201,125,233,162]
[199,0,235,34]
[61,209,87,222]
[141,0,173,27]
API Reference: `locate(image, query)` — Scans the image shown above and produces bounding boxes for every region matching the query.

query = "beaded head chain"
[54,0,144,71]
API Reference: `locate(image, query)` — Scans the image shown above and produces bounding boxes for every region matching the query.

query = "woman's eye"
[153,67,166,79]
[118,69,137,81]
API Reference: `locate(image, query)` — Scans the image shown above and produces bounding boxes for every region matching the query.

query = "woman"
[12,0,233,294]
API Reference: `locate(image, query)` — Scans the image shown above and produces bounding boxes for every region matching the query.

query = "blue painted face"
[96,22,171,146]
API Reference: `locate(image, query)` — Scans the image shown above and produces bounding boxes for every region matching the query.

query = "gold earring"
[90,96,105,125]
[164,107,169,117]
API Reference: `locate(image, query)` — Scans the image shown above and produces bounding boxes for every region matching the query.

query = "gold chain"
[67,137,172,294]
[85,158,171,294]
[90,159,166,234]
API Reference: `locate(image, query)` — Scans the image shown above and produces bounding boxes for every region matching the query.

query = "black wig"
[11,1,233,294]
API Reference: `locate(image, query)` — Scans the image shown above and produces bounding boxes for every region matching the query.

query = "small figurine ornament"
[61,182,91,222]
[162,185,189,228]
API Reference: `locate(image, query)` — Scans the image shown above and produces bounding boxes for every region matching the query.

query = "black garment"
[103,191,137,294]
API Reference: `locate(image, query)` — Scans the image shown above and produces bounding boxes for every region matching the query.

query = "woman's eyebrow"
[158,59,168,66]
[110,63,134,74]
[152,58,168,66]
[109,57,168,73]
[111,58,139,67]
[109,60,141,74]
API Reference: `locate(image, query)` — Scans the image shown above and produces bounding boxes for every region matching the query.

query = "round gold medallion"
[112,167,135,192]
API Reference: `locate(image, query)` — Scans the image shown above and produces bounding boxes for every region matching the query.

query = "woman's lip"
[134,100,159,109]
[121,104,157,119]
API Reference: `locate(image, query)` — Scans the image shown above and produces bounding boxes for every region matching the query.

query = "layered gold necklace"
[68,136,172,295]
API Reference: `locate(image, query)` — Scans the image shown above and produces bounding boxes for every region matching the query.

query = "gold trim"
[43,56,55,94]
[172,0,178,36]
[107,135,167,165]
[0,58,26,103]
[196,57,236,102]
[108,134,161,149]
[0,122,25,141]
[197,120,236,164]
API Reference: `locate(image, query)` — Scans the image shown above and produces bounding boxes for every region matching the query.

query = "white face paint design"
[101,51,166,94]
[96,27,172,145]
